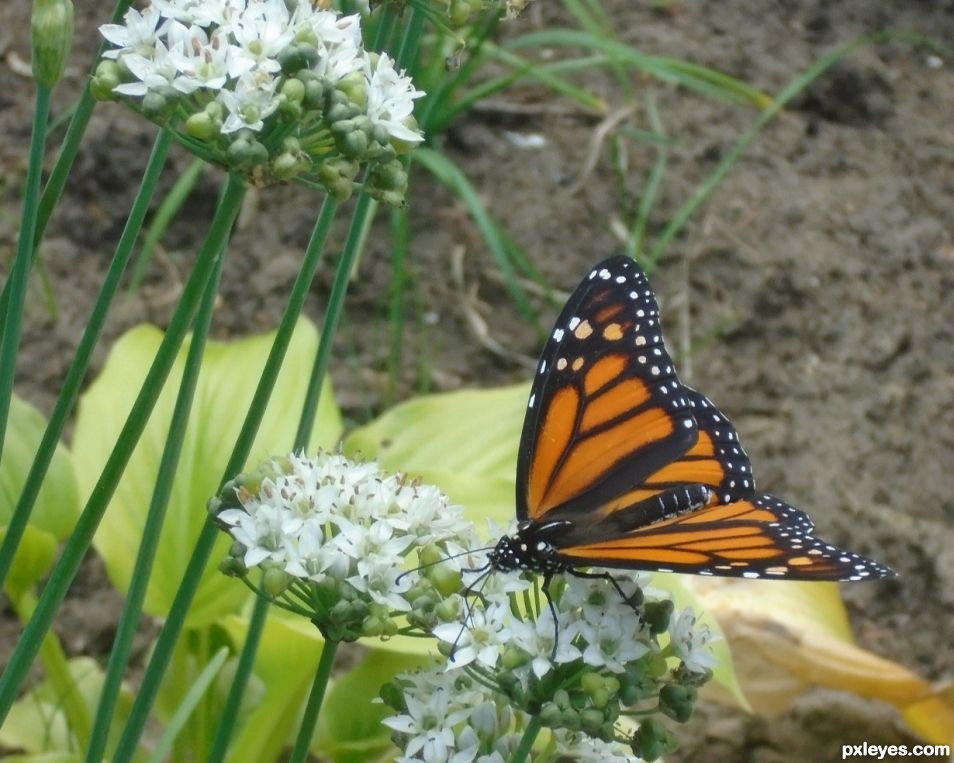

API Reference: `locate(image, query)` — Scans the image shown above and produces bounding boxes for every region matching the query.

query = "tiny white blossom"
[101,7,163,59]
[219,70,280,132]
[433,597,511,670]
[364,53,424,142]
[669,608,719,673]
[382,689,472,763]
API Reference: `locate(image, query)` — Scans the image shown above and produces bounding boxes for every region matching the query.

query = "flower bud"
[580,708,604,736]
[186,110,220,141]
[142,91,174,123]
[32,0,74,87]
[90,60,120,101]
[500,645,530,670]
[631,718,677,762]
[227,136,269,170]
[218,556,246,577]
[278,42,318,74]
[643,599,674,636]
[379,681,406,712]
[434,597,460,622]
[539,702,562,727]
[658,683,696,723]
[336,71,367,108]
[427,565,463,597]
[262,566,291,596]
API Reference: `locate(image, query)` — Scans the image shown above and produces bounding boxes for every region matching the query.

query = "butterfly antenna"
[395,545,495,586]
[449,565,495,662]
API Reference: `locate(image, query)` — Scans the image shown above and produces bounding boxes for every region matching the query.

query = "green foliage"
[0,395,78,541]
[72,320,342,626]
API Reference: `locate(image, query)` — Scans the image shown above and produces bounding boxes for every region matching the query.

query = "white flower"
[507,607,582,678]
[218,501,286,568]
[165,24,234,91]
[669,608,719,674]
[579,616,650,674]
[219,70,280,133]
[115,39,202,96]
[101,7,162,59]
[433,597,512,670]
[382,688,473,763]
[229,0,295,75]
[364,53,424,143]
[553,730,637,763]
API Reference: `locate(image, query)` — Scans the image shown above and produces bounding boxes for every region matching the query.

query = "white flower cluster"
[211,451,478,639]
[382,668,637,763]
[432,573,654,681]
[382,566,718,762]
[95,0,423,197]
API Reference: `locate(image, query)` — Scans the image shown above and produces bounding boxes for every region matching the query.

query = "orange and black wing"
[516,256,698,523]
[556,493,893,581]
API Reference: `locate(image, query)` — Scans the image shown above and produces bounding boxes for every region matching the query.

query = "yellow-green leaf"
[73,319,342,626]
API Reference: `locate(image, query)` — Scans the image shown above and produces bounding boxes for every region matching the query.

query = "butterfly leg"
[567,568,644,613]
[540,573,561,661]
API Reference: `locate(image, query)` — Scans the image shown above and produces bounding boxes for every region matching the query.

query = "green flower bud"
[271,151,307,181]
[218,556,246,577]
[434,597,460,622]
[262,566,291,596]
[630,718,678,763]
[500,645,530,670]
[281,78,305,104]
[658,683,696,723]
[227,136,269,170]
[580,708,604,736]
[560,708,581,730]
[337,128,368,159]
[361,615,385,637]
[552,689,571,709]
[379,681,406,712]
[427,565,463,597]
[142,91,175,123]
[32,0,74,87]
[278,42,319,73]
[90,60,120,101]
[381,619,399,638]
[449,0,473,28]
[336,71,367,108]
[278,96,303,122]
[302,78,325,111]
[644,599,674,636]
[185,110,220,141]
[539,702,562,727]
[416,544,443,568]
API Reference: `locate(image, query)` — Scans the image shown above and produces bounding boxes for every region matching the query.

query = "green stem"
[0,85,50,463]
[0,173,246,725]
[112,195,339,762]
[11,590,92,751]
[0,130,172,591]
[510,714,543,763]
[287,640,339,763]
[84,217,225,763]
[206,595,270,763]
[294,193,375,450]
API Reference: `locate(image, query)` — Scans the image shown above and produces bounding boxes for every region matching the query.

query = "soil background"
[2,1,953,762]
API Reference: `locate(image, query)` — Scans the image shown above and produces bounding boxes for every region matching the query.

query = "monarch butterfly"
[487,255,894,587]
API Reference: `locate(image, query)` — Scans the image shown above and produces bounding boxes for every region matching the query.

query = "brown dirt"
[2,1,953,762]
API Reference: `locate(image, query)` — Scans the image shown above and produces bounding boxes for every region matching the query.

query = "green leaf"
[0,657,137,761]
[0,524,57,603]
[72,319,343,626]
[312,649,428,763]
[342,383,528,534]
[218,610,326,763]
[0,394,79,540]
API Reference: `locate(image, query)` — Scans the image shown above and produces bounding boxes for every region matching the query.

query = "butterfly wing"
[516,256,698,523]
[556,493,893,581]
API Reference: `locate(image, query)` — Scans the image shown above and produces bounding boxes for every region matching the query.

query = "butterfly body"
[495,255,893,583]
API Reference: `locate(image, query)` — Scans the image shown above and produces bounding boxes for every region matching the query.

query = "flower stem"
[0,85,50,463]
[510,714,544,763]
[0,172,246,726]
[84,205,225,763]
[288,639,339,763]
[0,129,172,591]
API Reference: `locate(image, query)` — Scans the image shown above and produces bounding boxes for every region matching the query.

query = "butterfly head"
[488,521,572,576]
